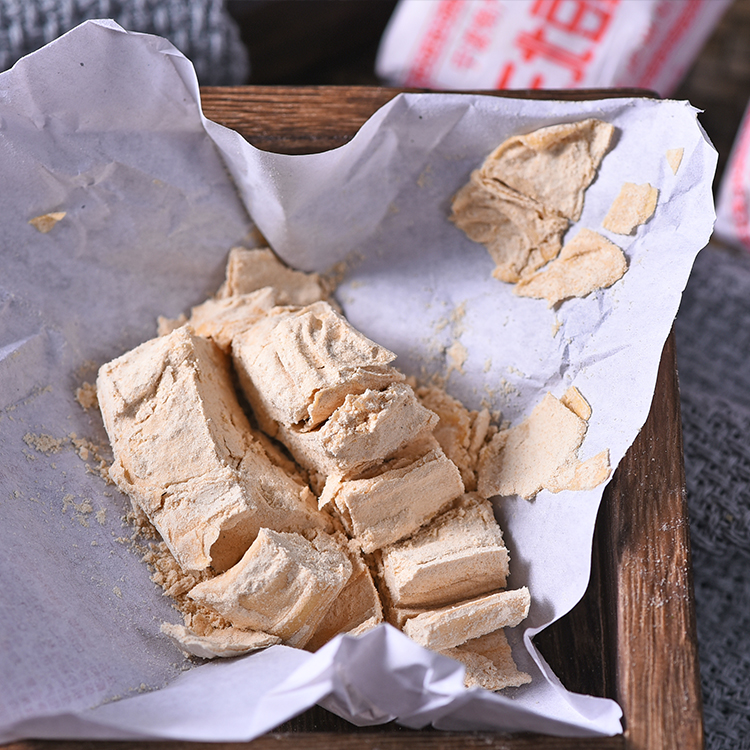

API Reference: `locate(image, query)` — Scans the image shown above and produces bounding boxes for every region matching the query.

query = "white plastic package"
[376,0,730,95]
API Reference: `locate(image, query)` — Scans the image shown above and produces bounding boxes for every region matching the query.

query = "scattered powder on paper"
[75,382,99,411]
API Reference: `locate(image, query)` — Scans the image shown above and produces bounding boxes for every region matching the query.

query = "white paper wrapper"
[376,0,731,96]
[0,20,716,743]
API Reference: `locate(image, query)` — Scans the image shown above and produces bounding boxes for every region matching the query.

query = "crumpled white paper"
[0,20,716,743]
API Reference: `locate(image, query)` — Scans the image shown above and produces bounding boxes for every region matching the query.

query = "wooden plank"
[199,85,648,154]
[3,734,625,750]
[604,334,703,749]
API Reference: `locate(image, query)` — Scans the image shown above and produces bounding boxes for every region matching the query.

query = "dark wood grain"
[199,85,649,154]
[605,335,702,749]
[4,733,625,750]
[4,86,701,750]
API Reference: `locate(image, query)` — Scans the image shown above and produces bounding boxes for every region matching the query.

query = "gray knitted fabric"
[675,244,750,750]
[0,0,249,85]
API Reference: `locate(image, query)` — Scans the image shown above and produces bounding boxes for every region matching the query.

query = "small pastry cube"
[402,587,530,651]
[379,493,508,608]
[189,529,352,649]
[320,435,464,553]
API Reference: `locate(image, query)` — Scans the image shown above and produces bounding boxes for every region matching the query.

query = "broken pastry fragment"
[402,587,531,651]
[161,623,281,659]
[451,119,616,282]
[479,119,616,222]
[29,211,66,233]
[440,629,531,691]
[416,385,491,492]
[188,528,352,649]
[378,493,508,609]
[477,387,610,500]
[272,381,439,487]
[319,434,464,553]
[602,182,659,235]
[666,148,684,175]
[157,246,329,343]
[305,546,384,652]
[450,175,569,283]
[232,300,402,434]
[217,246,330,305]
[186,287,279,352]
[97,326,330,573]
[513,228,627,306]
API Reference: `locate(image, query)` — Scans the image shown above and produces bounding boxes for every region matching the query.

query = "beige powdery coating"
[379,493,509,608]
[232,301,402,433]
[188,528,352,649]
[320,434,464,553]
[97,326,330,573]
[441,629,531,691]
[477,389,611,500]
[602,182,659,235]
[514,228,627,307]
[217,246,329,305]
[402,587,531,651]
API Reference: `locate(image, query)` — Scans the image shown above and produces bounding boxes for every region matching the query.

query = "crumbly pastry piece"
[97,326,330,573]
[602,182,659,235]
[560,385,592,421]
[273,382,439,482]
[440,629,531,691]
[188,528,352,649]
[379,493,508,608]
[480,119,616,222]
[305,545,384,652]
[666,148,684,175]
[402,587,531,651]
[477,387,610,500]
[513,228,627,306]
[217,246,329,305]
[320,434,464,553]
[101,246,536,682]
[187,288,279,352]
[29,211,66,233]
[161,623,281,659]
[450,176,569,283]
[416,386,491,491]
[232,301,402,433]
[451,119,616,282]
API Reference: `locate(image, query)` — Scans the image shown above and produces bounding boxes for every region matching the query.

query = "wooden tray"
[8,86,702,750]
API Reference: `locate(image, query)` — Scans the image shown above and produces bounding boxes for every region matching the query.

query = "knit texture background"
[675,244,750,750]
[0,0,249,85]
